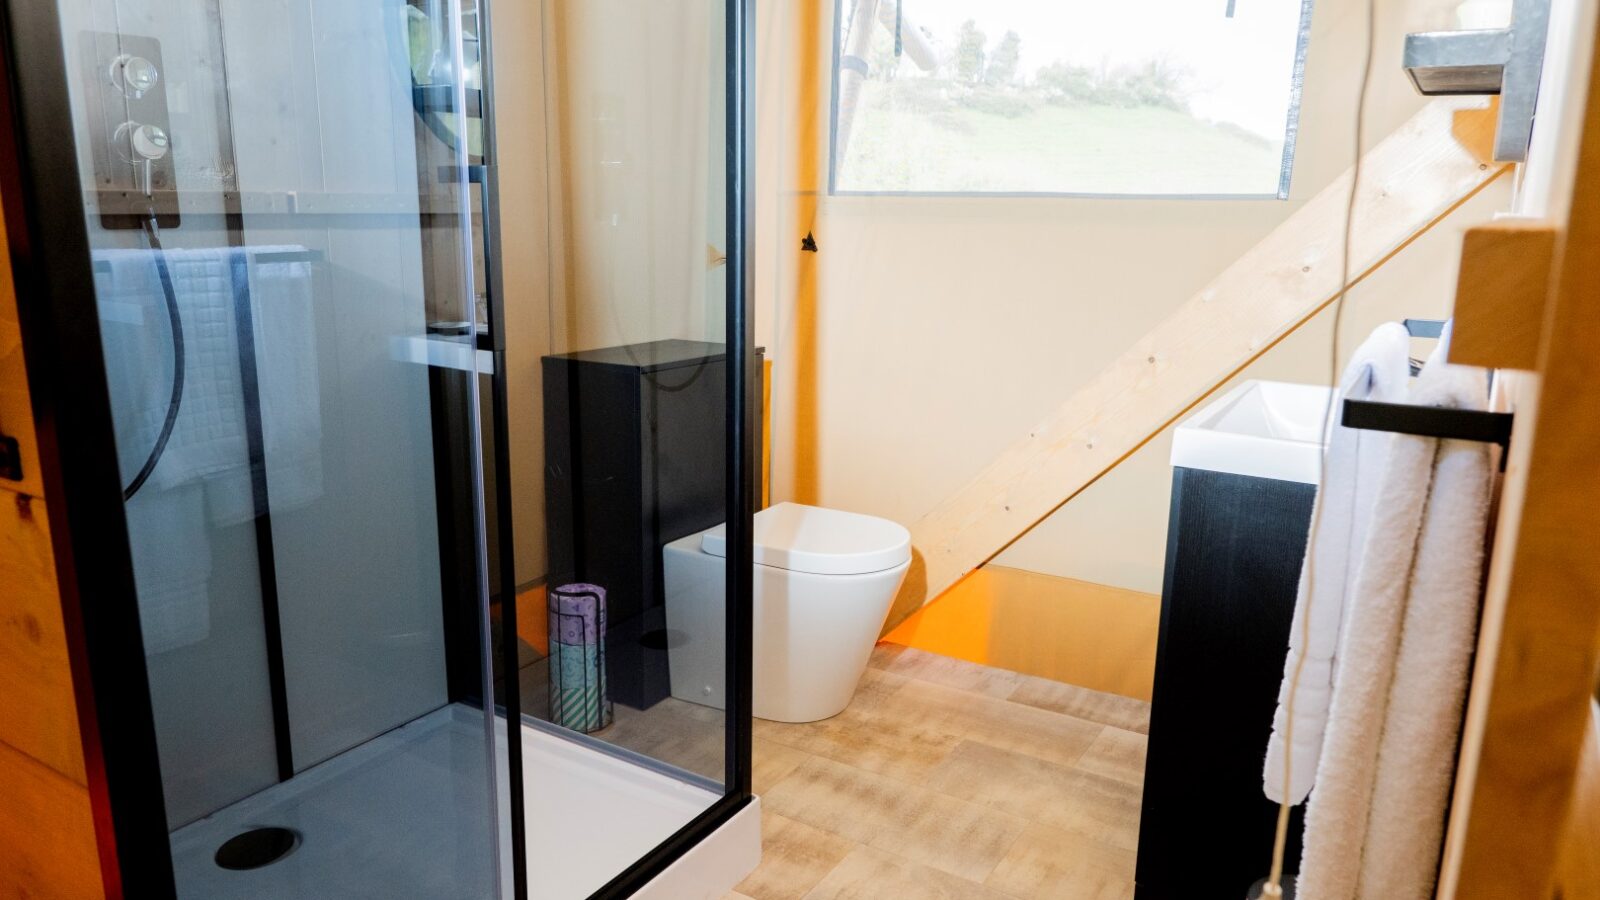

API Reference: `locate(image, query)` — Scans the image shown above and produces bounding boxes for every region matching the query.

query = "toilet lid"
[700,502,911,576]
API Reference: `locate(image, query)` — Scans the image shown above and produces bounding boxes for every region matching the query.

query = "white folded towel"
[1297,340,1491,900]
[1356,358,1491,899]
[1263,322,1411,805]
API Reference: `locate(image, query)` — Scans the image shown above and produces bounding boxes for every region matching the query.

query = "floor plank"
[1074,727,1149,787]
[735,811,857,900]
[754,669,966,783]
[752,739,811,795]
[890,678,1105,770]
[802,846,1018,900]
[1007,674,1153,735]
[763,754,1026,882]
[875,646,1026,699]
[926,740,1143,852]
[985,822,1137,900]
[744,647,1151,897]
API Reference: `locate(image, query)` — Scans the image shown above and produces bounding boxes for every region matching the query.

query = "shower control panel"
[83,31,179,229]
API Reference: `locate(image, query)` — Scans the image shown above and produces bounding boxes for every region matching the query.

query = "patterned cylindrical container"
[547,583,611,733]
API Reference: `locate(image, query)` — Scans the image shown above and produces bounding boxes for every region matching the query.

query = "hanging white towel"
[96,248,229,654]
[97,248,245,485]
[123,482,214,654]
[93,245,323,654]
[1296,342,1490,900]
[1355,362,1491,900]
[1263,322,1411,805]
[202,248,324,525]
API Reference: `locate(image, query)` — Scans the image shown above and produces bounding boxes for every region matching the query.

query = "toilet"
[662,502,912,723]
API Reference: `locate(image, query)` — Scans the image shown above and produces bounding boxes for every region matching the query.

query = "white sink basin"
[1171,380,1334,485]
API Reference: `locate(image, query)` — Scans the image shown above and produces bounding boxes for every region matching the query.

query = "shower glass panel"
[507,0,740,892]
[53,0,510,896]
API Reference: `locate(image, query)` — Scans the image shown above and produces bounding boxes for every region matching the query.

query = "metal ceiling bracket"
[1402,0,1551,162]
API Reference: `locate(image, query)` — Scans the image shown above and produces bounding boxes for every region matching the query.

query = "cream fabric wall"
[759,0,1513,595]
[544,0,719,354]
[495,0,725,586]
[493,0,553,587]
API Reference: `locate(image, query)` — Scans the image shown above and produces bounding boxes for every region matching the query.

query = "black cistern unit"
[543,340,761,710]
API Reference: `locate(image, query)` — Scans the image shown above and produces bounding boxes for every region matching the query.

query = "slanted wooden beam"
[885,98,1509,632]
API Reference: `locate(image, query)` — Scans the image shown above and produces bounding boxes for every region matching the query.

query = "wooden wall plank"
[1554,705,1600,900]
[885,98,1509,630]
[0,493,86,783]
[1453,11,1600,889]
[0,740,106,900]
[0,138,106,899]
[1449,220,1557,371]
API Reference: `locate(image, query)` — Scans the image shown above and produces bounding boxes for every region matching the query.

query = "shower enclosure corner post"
[0,0,178,895]
[724,0,757,804]
[470,0,529,893]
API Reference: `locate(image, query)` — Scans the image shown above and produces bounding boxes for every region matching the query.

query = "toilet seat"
[699,502,911,576]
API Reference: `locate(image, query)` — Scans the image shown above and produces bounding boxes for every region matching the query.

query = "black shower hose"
[121,213,185,501]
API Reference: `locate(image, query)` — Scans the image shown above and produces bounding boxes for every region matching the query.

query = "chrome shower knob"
[112,121,170,163]
[110,53,159,98]
[132,123,169,161]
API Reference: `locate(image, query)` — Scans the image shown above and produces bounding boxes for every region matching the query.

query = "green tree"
[985,30,1022,85]
[955,19,986,84]
[1035,61,1097,104]
[1116,59,1189,111]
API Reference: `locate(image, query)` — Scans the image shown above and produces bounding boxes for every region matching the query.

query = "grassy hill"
[837,85,1287,196]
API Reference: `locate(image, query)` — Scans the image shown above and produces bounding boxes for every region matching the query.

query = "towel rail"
[1342,317,1514,470]
[92,248,324,276]
[1403,317,1447,338]
[1342,398,1513,448]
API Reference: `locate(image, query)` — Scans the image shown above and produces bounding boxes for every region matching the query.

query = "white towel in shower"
[124,482,215,655]
[96,248,231,654]
[97,248,245,484]
[94,245,322,653]
[1263,322,1411,805]
[202,248,324,525]
[1355,359,1491,900]
[1296,342,1491,900]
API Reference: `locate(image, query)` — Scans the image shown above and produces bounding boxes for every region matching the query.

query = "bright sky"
[874,0,1308,140]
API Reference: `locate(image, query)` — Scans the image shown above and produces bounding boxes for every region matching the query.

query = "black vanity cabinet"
[1135,466,1315,898]
[542,340,733,710]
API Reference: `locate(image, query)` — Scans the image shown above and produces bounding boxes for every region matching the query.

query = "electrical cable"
[1261,0,1378,894]
[121,212,185,501]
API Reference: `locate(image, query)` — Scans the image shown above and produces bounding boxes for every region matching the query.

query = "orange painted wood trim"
[1449,220,1557,371]
[883,566,1158,701]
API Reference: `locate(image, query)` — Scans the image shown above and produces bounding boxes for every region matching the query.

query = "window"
[830,0,1314,197]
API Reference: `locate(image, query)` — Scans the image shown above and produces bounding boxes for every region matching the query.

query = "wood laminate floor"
[726,644,1150,900]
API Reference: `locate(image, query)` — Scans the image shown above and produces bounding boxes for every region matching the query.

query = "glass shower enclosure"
[0,0,754,895]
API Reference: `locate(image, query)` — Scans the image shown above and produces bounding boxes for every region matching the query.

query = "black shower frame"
[0,0,756,892]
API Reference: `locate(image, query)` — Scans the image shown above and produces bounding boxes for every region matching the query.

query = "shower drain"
[214,826,299,871]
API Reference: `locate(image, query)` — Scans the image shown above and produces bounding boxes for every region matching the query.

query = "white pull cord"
[1263,0,1378,893]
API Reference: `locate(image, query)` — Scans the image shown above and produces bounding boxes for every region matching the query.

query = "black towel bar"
[1342,398,1513,448]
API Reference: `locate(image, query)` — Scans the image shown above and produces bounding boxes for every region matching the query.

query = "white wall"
[759,0,1512,595]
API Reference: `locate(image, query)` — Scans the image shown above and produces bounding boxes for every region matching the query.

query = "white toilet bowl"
[663,502,911,723]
